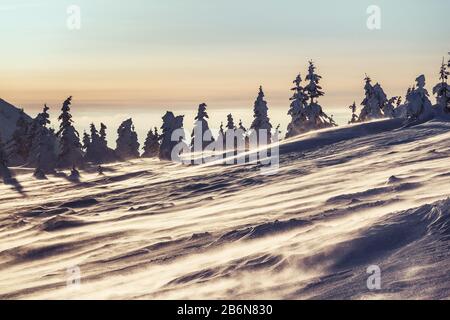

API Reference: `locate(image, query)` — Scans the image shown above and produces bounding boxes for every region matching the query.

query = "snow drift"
[0,119,450,299]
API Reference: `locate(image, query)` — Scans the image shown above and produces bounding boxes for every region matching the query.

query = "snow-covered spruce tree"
[159,112,186,161]
[304,61,324,105]
[303,61,336,130]
[433,58,450,114]
[358,75,388,122]
[404,75,434,123]
[82,131,90,151]
[115,119,140,160]
[226,114,236,132]
[97,123,117,163]
[99,123,108,148]
[238,119,249,151]
[286,74,309,138]
[394,88,412,119]
[222,114,237,151]
[7,109,31,166]
[190,103,214,151]
[216,122,225,151]
[57,96,84,168]
[28,105,58,174]
[250,86,273,145]
[85,123,103,163]
[348,102,359,124]
[383,97,400,119]
[142,127,160,158]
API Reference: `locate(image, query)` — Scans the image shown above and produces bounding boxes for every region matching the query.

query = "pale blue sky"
[0,0,449,117]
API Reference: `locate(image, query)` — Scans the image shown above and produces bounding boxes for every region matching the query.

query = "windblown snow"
[1,119,450,300]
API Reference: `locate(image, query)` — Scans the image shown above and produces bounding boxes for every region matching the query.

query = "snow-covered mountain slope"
[0,99,32,141]
[0,119,450,299]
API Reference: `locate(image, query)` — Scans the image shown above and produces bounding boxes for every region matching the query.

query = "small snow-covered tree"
[358,75,389,122]
[226,114,236,132]
[383,97,399,119]
[222,114,237,151]
[250,86,273,145]
[238,119,249,151]
[99,123,108,148]
[348,102,359,124]
[191,103,214,151]
[96,123,117,163]
[216,122,225,151]
[304,61,324,105]
[159,112,186,161]
[28,105,58,173]
[433,58,450,114]
[82,131,90,151]
[85,123,105,163]
[115,119,140,160]
[142,127,160,158]
[57,96,84,168]
[404,75,434,123]
[302,61,336,130]
[286,74,309,138]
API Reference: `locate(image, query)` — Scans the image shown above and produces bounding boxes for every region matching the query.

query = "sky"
[0,0,449,139]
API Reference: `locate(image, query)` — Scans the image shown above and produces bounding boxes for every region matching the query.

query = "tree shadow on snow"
[1,168,26,196]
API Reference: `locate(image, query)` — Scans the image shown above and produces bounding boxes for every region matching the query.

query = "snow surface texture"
[1,119,450,299]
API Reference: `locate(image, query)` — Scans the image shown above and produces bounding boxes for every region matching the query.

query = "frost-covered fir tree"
[286,74,309,138]
[7,109,31,165]
[383,97,399,119]
[85,123,104,163]
[83,123,116,164]
[99,123,108,147]
[238,119,249,151]
[159,112,186,161]
[191,103,214,151]
[82,131,90,151]
[216,122,225,151]
[348,102,359,124]
[57,97,84,168]
[97,123,117,163]
[115,119,140,160]
[28,105,58,173]
[222,114,236,151]
[433,58,450,114]
[302,61,336,130]
[304,61,324,105]
[142,127,160,158]
[404,75,434,123]
[250,86,273,145]
[358,75,388,122]
[226,114,236,132]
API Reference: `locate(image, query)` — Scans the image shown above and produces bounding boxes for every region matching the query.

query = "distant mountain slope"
[0,99,32,141]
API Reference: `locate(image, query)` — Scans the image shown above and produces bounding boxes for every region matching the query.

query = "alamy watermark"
[366,5,381,30]
[67,5,81,30]
[66,265,81,290]
[169,124,280,175]
[366,265,381,290]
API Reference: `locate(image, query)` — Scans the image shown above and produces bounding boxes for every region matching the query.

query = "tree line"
[1,58,449,181]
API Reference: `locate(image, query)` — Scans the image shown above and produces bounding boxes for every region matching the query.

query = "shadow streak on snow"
[299,198,450,273]
[2,172,26,196]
